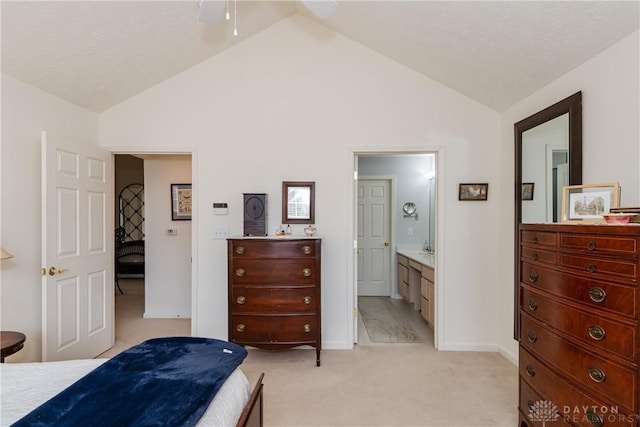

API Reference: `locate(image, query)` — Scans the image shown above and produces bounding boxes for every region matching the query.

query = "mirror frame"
[282,181,315,224]
[513,91,582,338]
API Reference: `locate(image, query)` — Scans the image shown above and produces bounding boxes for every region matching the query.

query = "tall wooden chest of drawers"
[228,237,322,366]
[518,224,640,427]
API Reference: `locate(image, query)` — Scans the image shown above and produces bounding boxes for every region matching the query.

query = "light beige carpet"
[102,280,518,426]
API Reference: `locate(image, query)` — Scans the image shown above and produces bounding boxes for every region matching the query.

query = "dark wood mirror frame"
[282,181,315,224]
[513,91,582,338]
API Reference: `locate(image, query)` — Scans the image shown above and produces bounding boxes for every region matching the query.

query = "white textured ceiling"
[2,1,639,113]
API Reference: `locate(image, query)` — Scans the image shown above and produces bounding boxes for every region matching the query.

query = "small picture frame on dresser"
[561,182,620,223]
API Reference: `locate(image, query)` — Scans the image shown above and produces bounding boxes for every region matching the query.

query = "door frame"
[357,176,396,299]
[350,148,444,349]
[110,147,198,336]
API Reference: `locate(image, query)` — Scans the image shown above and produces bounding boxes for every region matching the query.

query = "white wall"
[143,156,192,318]
[100,15,502,351]
[0,73,99,362]
[498,30,640,361]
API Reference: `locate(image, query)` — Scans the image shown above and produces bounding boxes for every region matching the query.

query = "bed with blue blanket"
[0,337,264,427]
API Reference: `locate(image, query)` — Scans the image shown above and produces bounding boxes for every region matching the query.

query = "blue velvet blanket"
[13,337,247,427]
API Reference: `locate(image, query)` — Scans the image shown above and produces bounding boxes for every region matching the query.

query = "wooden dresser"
[227,237,321,366]
[518,223,640,427]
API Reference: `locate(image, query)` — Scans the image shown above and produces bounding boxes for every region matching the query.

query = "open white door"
[41,132,113,361]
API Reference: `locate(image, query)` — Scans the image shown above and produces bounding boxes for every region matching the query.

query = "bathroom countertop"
[396,248,435,269]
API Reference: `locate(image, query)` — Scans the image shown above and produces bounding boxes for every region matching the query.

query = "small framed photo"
[561,182,620,223]
[459,183,488,201]
[171,184,192,221]
[522,183,535,201]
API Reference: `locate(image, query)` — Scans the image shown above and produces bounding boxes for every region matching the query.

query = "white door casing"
[357,179,391,296]
[42,132,113,361]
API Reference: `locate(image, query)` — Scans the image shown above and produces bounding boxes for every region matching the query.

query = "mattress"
[0,358,250,426]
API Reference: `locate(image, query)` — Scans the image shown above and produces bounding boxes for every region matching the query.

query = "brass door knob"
[383,242,390,247]
[235,268,246,277]
[48,266,68,276]
[302,268,311,277]
[235,246,246,255]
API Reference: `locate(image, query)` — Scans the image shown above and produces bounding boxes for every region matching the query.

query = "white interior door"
[41,132,113,361]
[357,179,391,296]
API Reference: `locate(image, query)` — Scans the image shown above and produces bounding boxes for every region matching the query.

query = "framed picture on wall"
[522,183,535,201]
[458,183,488,201]
[171,183,192,221]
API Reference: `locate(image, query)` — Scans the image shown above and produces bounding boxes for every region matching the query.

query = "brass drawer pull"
[527,299,538,311]
[528,270,538,283]
[302,245,312,255]
[527,331,537,343]
[532,236,539,244]
[235,246,246,255]
[587,240,596,251]
[587,367,606,383]
[303,296,312,304]
[236,324,246,332]
[585,411,603,427]
[236,296,246,305]
[532,252,539,261]
[235,268,246,277]
[587,262,597,273]
[303,324,311,333]
[588,287,606,303]
[525,365,535,377]
[302,268,312,277]
[527,400,535,411]
[587,325,605,341]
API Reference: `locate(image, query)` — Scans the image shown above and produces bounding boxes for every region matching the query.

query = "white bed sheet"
[0,358,250,427]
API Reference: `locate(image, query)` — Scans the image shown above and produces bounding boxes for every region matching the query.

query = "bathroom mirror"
[513,91,582,337]
[282,181,315,224]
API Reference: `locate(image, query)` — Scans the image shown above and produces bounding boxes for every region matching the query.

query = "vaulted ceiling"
[2,1,639,113]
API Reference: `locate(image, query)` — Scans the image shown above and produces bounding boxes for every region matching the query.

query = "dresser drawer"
[421,265,434,281]
[521,263,637,319]
[231,259,318,285]
[231,315,318,344]
[522,230,557,247]
[521,286,636,360]
[230,239,318,258]
[519,380,573,427]
[231,286,317,314]
[398,254,408,267]
[520,348,637,427]
[521,246,557,265]
[520,314,637,411]
[560,233,639,257]
[559,254,638,283]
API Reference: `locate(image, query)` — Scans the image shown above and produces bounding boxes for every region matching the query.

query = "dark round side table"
[1,331,26,362]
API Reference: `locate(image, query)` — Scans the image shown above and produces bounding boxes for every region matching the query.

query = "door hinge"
[353,308,358,318]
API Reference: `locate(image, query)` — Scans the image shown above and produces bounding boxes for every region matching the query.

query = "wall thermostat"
[213,202,228,215]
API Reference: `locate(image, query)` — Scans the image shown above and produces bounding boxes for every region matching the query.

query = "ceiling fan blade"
[299,0,337,19]
[197,0,227,24]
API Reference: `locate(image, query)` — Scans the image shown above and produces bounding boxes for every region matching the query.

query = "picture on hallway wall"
[171,184,192,220]
[458,183,488,201]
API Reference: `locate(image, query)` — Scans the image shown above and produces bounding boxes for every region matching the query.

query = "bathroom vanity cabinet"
[397,250,435,327]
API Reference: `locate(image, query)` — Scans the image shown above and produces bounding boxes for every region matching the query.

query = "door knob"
[48,266,68,276]
[383,242,390,247]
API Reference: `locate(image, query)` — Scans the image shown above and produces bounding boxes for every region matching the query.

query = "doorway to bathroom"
[354,152,437,347]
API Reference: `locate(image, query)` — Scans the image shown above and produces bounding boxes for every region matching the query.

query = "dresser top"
[229,235,322,240]
[520,222,640,235]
